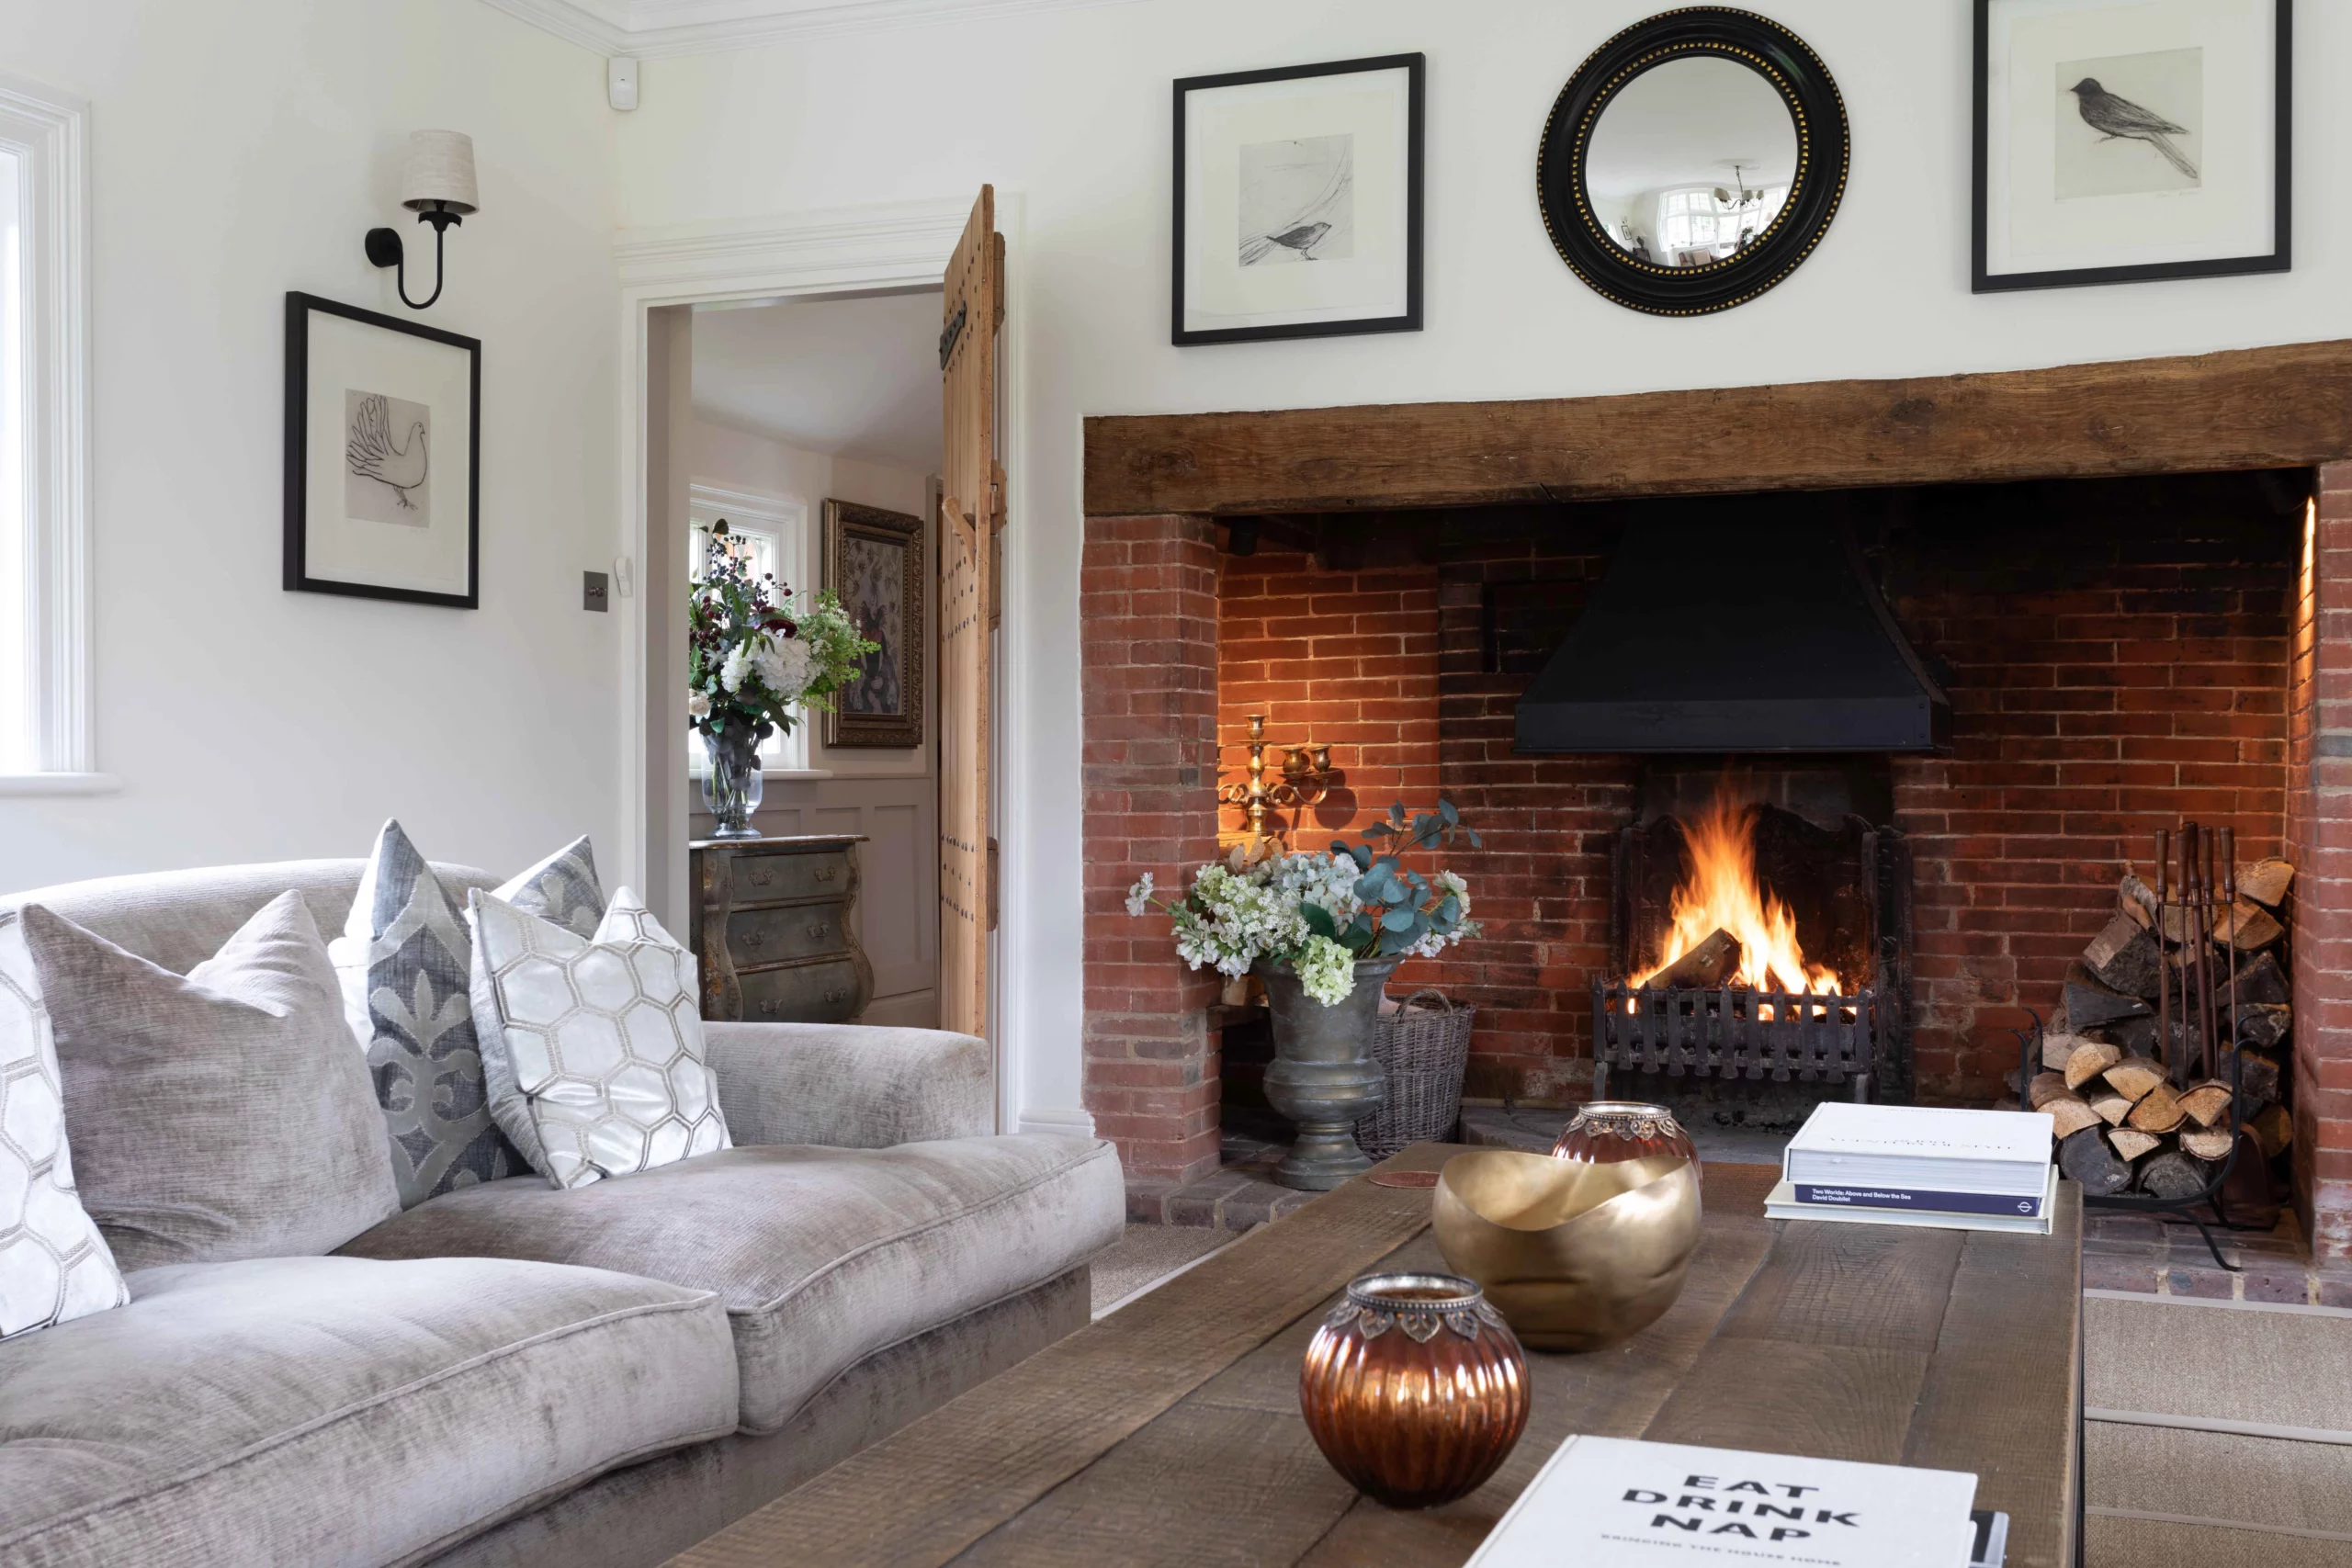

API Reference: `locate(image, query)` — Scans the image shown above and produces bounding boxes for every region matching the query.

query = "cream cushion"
[469,889,729,1190]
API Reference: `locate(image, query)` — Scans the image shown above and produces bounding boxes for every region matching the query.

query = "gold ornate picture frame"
[821,498,926,749]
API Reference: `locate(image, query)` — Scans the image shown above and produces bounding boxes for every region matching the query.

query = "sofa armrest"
[703,1021,994,1148]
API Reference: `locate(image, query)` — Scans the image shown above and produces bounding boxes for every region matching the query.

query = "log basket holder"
[2015,822,2264,1272]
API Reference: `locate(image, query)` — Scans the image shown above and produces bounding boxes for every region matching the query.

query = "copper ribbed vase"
[1298,1272,1530,1509]
[1551,1100,1699,1174]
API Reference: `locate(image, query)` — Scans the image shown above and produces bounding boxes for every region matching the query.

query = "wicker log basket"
[1353,989,1476,1161]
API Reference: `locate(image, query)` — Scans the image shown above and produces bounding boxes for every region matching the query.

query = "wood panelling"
[1084,340,2352,517]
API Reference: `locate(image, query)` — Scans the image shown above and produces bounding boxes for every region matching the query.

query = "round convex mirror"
[1538,9,1848,315]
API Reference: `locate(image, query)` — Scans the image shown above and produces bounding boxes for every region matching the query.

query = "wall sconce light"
[364,130,479,310]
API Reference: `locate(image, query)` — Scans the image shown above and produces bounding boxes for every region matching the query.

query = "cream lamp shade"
[400,130,479,216]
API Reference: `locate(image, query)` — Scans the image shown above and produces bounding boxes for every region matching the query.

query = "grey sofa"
[0,860,1125,1568]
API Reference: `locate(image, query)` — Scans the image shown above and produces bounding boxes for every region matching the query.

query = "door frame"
[613,194,1032,1132]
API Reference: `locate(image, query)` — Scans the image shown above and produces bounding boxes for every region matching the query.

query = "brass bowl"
[1431,1148,1702,1352]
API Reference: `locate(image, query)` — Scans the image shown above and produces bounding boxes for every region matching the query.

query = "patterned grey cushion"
[330,821,521,1208]
[28,893,401,1272]
[0,913,127,1339]
[469,889,729,1190]
[496,835,605,940]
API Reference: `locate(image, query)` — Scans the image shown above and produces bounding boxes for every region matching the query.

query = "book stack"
[1765,1103,2057,1235]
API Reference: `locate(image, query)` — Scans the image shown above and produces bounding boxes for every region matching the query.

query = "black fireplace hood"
[1514,516,1951,754]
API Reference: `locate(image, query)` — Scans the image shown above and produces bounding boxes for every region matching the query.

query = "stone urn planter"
[1258,953,1402,1190]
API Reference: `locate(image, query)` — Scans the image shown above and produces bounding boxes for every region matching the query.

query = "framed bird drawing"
[1171,54,1424,345]
[284,292,481,607]
[1973,0,2289,292]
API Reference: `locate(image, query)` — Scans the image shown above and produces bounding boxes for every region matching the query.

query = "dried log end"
[2108,1128,2162,1162]
[2238,857,2295,909]
[2179,1127,2236,1162]
[2064,1040,2125,1092]
[2102,1056,2171,1104]
[2126,1082,2188,1134]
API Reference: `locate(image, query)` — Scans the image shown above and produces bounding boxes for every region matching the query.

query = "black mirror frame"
[1537,8,1849,317]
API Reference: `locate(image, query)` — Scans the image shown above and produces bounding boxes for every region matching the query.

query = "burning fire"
[1632,793,1843,996]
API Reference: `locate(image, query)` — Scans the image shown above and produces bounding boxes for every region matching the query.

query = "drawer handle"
[744,929,766,948]
[758,998,780,1017]
[749,868,775,887]
[815,866,838,882]
[825,987,848,1004]
[808,921,830,939]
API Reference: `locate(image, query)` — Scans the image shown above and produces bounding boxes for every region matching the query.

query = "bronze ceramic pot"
[1552,1101,1700,1180]
[1298,1272,1530,1509]
[1432,1148,1702,1353]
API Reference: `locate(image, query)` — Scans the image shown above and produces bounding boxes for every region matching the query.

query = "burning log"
[1648,928,1743,989]
[2238,858,2294,909]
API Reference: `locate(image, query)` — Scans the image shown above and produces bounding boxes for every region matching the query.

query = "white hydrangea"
[686,690,711,717]
[755,635,814,700]
[718,643,756,694]
[1124,872,1155,918]
[1294,934,1357,1006]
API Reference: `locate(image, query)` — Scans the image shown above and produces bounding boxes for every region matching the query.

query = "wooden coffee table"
[672,1145,2082,1568]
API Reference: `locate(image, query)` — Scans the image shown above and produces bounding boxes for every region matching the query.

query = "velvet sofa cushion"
[27,893,401,1273]
[342,1134,1125,1433]
[0,1254,737,1568]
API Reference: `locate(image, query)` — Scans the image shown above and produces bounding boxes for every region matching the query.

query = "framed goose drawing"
[284,292,481,607]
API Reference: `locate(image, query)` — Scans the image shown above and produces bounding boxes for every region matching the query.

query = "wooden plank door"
[938,187,1001,1042]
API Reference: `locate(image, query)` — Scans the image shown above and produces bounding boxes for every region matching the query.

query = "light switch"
[583,571,610,612]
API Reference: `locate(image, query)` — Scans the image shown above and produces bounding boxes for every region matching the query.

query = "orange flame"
[1631,794,1843,996]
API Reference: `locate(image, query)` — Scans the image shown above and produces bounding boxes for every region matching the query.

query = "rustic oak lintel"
[1083,339,2352,516]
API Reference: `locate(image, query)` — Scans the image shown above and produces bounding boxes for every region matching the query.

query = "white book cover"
[1464,1436,1977,1568]
[1786,1104,2054,1193]
[1765,1168,2058,1236]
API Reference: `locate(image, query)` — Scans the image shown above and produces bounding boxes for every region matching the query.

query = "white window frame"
[0,74,101,795]
[685,481,822,777]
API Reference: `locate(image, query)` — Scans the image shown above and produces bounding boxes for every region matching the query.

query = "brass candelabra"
[1220,714,1334,847]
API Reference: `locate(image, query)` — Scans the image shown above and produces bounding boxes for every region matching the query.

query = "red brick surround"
[2291,463,2352,1258]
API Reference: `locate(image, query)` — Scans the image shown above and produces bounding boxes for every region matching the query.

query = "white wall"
[610,0,2350,1134]
[0,0,619,894]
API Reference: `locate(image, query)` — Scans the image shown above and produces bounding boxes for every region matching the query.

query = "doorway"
[673,288,945,1028]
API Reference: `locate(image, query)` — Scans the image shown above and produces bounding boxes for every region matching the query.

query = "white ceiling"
[1584,56,1800,202]
[691,290,944,473]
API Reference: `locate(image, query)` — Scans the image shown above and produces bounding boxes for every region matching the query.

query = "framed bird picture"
[1973,0,2290,292]
[283,292,481,608]
[1172,53,1424,345]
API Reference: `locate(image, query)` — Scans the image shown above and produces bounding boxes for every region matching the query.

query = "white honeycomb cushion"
[467,889,730,1190]
[0,911,128,1338]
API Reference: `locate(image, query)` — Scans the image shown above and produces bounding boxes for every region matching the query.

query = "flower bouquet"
[1126,800,1484,1006]
[688,520,876,837]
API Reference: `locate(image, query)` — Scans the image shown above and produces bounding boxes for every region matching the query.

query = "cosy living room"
[0,1,2344,1564]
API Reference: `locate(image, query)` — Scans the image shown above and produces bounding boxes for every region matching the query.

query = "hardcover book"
[1766,1168,2058,1236]
[1464,1436,1978,1567]
[1784,1103,2054,1196]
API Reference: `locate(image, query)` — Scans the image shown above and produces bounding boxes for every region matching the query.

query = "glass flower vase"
[700,728,764,840]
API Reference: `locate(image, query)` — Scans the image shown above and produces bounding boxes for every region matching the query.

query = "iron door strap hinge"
[938,300,967,370]
[988,838,1000,932]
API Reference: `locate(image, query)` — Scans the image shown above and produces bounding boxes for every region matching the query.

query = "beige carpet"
[1089,1224,1236,1318]
[2086,1292,2352,1564]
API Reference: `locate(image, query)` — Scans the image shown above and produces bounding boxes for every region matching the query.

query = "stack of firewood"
[2005,855,2294,1201]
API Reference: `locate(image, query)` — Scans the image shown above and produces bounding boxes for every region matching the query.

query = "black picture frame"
[1171,52,1425,346]
[1536,10,1849,318]
[284,291,481,609]
[821,497,926,750]
[1972,0,2291,293]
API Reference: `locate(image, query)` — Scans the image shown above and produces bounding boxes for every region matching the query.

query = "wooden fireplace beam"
[1084,339,2352,517]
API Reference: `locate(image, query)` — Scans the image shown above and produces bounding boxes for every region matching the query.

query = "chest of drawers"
[688,835,874,1024]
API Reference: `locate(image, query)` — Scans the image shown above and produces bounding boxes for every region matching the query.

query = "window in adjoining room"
[687,487,809,773]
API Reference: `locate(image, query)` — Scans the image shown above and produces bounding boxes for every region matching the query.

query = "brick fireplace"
[1078,344,2352,1263]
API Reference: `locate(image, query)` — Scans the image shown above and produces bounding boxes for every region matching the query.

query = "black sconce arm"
[364,203,463,310]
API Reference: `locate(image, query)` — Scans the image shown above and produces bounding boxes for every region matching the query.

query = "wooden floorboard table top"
[672,1145,2082,1568]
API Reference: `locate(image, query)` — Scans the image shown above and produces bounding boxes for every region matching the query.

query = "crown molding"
[616,196,971,296]
[479,0,1142,58]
